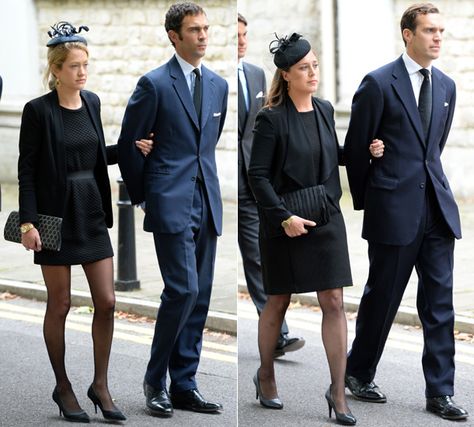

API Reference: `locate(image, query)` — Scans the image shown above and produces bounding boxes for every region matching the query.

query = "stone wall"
[238,0,322,94]
[393,1,474,198]
[1,0,237,199]
[2,0,473,199]
[241,0,474,199]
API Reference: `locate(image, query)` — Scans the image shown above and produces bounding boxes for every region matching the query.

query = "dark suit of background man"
[118,2,228,418]
[344,3,468,421]
[237,13,304,358]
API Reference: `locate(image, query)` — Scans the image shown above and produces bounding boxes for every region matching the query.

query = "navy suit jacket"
[344,55,461,246]
[117,56,228,235]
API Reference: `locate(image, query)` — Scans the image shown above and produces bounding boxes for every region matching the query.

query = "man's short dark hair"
[238,13,247,26]
[400,3,439,45]
[165,2,205,45]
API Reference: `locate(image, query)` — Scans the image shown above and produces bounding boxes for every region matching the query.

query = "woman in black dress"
[18,23,152,423]
[248,34,383,425]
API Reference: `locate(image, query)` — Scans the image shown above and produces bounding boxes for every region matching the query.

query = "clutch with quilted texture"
[3,211,62,251]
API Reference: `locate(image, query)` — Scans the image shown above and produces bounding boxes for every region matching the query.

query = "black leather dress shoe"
[273,335,305,358]
[170,389,223,413]
[426,396,469,420]
[143,381,173,418]
[345,375,387,403]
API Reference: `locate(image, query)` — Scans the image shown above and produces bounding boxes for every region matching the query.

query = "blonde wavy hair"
[43,42,88,90]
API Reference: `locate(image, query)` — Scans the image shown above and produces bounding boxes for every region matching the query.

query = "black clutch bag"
[262,185,330,238]
[282,185,330,227]
[3,211,63,251]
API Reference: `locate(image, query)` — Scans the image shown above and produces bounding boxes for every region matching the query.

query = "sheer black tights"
[41,257,116,412]
[257,288,349,413]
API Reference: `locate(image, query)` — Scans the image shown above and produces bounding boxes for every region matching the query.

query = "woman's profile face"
[54,48,89,91]
[284,50,319,95]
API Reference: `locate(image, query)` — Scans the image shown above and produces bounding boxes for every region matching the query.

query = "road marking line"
[238,310,474,364]
[0,306,236,363]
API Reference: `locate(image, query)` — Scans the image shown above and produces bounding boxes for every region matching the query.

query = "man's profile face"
[238,21,247,60]
[405,13,444,66]
[170,13,209,65]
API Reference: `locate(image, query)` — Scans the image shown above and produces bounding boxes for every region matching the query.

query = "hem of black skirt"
[34,253,114,266]
[265,281,353,295]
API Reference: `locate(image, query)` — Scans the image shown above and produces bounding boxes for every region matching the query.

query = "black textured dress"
[35,105,113,265]
[258,110,352,295]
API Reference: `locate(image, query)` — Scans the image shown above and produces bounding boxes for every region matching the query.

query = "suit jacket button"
[191,176,196,181]
[420,183,425,189]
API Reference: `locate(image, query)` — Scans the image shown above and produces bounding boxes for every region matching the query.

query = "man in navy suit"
[118,2,228,417]
[344,3,468,420]
[237,13,304,358]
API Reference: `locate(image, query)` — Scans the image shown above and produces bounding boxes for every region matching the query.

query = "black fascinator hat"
[47,21,89,47]
[269,33,311,70]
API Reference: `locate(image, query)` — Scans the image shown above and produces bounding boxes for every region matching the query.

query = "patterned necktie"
[193,68,202,120]
[418,68,432,139]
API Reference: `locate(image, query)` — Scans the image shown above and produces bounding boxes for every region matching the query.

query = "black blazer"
[18,89,116,227]
[248,96,344,230]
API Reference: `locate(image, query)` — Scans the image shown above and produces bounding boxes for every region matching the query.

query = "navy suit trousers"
[347,185,455,397]
[145,181,217,392]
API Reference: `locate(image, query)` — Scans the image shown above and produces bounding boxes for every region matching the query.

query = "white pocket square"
[213,112,221,117]
[444,102,449,107]
[256,91,264,99]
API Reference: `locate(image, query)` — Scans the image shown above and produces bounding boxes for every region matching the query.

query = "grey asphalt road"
[238,297,474,427]
[0,296,237,427]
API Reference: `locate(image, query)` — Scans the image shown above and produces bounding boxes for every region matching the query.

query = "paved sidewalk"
[1,182,474,334]
[239,193,474,333]
[0,183,237,333]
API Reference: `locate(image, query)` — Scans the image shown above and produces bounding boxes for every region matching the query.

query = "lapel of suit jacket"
[169,56,200,130]
[313,98,338,184]
[81,91,107,164]
[426,67,446,151]
[391,56,426,147]
[200,65,214,130]
[244,63,260,120]
[238,67,247,137]
[48,90,66,181]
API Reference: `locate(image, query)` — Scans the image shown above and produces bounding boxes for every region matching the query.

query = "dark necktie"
[193,68,202,120]
[418,68,432,139]
[238,74,248,126]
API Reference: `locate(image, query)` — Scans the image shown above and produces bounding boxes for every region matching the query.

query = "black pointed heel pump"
[87,385,127,421]
[325,385,356,426]
[52,387,90,423]
[252,368,283,409]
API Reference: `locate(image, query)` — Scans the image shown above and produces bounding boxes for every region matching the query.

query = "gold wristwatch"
[20,223,35,234]
[281,216,295,229]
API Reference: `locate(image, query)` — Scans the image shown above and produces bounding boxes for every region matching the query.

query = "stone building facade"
[0,0,237,199]
[240,0,474,199]
[2,0,473,199]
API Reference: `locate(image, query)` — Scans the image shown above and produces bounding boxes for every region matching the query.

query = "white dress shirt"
[175,53,202,97]
[402,52,432,106]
